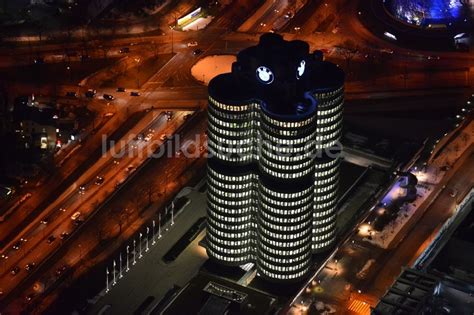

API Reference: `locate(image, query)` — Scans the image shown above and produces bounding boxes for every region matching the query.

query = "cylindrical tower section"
[256,181,313,281]
[312,84,344,253]
[255,102,316,281]
[206,74,257,266]
[206,165,255,265]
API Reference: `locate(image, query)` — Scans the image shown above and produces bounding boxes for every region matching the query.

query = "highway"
[0,109,192,299]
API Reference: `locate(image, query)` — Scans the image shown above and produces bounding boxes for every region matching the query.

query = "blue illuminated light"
[386,0,466,27]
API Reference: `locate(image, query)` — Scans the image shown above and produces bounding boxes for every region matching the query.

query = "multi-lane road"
[0,109,192,299]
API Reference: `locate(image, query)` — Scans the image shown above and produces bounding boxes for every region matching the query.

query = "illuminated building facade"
[206,33,344,282]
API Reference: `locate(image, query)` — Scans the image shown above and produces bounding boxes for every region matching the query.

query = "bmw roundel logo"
[256,66,274,84]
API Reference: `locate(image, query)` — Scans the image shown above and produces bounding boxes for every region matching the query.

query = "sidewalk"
[86,189,208,315]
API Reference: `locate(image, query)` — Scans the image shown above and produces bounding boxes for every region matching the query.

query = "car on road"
[187,41,198,47]
[12,238,27,250]
[159,134,169,141]
[60,232,70,240]
[136,133,144,141]
[47,235,56,244]
[79,185,86,194]
[103,94,114,101]
[380,48,394,55]
[116,87,126,92]
[25,263,36,271]
[66,91,78,98]
[450,189,458,198]
[119,47,130,53]
[193,49,203,56]
[130,91,140,96]
[144,132,154,142]
[166,111,173,121]
[85,89,96,98]
[33,57,44,64]
[126,164,136,173]
[56,264,69,276]
[183,114,192,120]
[11,266,20,276]
[59,207,67,212]
[40,216,50,225]
[95,176,105,186]
[71,211,81,221]
[74,218,84,226]
[25,294,35,302]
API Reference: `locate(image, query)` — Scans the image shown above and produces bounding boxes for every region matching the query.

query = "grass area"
[0,58,116,85]
[101,53,174,89]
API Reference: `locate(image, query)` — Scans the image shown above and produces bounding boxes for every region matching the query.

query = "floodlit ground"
[191,54,236,85]
[182,16,214,31]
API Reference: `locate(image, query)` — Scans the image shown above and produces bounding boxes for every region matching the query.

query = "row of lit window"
[260,164,312,179]
[208,184,252,199]
[315,190,337,202]
[260,203,312,219]
[208,168,254,182]
[207,229,250,243]
[259,225,310,241]
[316,118,342,134]
[261,113,315,129]
[313,220,336,233]
[209,108,255,122]
[260,149,311,164]
[260,123,315,138]
[208,113,250,129]
[208,119,252,134]
[208,211,252,223]
[259,268,308,280]
[259,241,308,257]
[315,97,344,112]
[260,191,312,207]
[317,102,343,117]
[260,185,312,198]
[261,158,313,173]
[259,258,309,273]
[314,207,336,219]
[208,203,251,216]
[207,176,253,191]
[311,238,334,249]
[209,96,257,112]
[315,158,339,169]
[316,119,342,135]
[260,127,317,145]
[315,198,337,210]
[208,193,252,207]
[317,111,342,125]
[315,182,338,195]
[259,233,311,248]
[312,87,343,100]
[207,217,251,231]
[259,250,310,266]
[314,174,338,186]
[206,246,249,262]
[260,219,310,232]
[208,241,250,254]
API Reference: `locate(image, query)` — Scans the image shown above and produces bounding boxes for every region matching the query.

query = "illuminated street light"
[112,260,117,286]
[126,246,130,272]
[119,254,123,279]
[105,268,110,293]
[152,220,156,245]
[139,233,143,258]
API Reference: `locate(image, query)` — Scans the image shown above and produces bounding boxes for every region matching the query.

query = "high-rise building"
[206,33,344,282]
